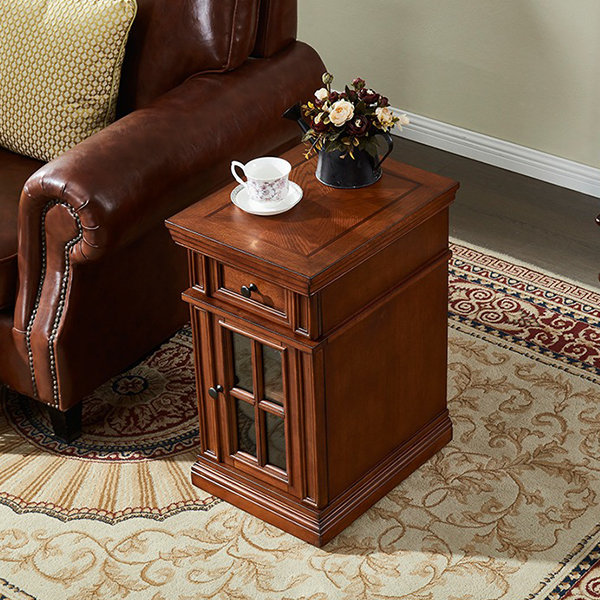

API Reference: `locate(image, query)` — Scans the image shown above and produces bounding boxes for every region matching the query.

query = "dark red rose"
[378,96,390,107]
[352,77,366,90]
[360,89,380,104]
[346,114,369,137]
[311,116,328,133]
[328,91,340,102]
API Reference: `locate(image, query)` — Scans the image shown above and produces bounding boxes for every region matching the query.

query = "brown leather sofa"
[0,0,325,441]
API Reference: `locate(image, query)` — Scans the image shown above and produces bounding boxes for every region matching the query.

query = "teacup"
[231,157,291,204]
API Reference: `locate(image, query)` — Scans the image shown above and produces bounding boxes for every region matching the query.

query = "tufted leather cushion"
[118,0,261,112]
[0,149,43,311]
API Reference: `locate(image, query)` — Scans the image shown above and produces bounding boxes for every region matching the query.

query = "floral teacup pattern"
[246,176,289,204]
[231,157,291,204]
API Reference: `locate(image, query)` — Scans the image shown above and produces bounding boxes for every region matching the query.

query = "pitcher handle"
[231,161,247,187]
[374,132,394,172]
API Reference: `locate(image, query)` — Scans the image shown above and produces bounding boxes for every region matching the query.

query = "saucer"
[231,182,303,216]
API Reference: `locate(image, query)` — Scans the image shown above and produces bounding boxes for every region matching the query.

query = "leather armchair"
[0,0,325,441]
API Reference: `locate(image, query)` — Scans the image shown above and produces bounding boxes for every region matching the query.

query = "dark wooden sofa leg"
[47,403,82,443]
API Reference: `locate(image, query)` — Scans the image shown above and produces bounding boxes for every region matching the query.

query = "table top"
[166,145,459,293]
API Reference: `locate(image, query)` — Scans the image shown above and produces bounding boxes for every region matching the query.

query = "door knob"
[240,283,258,298]
[208,385,224,399]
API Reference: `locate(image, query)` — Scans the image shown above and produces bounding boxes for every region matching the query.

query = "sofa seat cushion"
[0,0,137,162]
[0,149,43,310]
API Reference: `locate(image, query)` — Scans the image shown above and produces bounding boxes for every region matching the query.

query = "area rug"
[0,241,599,600]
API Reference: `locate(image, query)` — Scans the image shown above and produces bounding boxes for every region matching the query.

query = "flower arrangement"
[301,72,409,159]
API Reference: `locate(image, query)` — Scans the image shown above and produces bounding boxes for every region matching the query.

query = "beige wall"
[298,0,600,167]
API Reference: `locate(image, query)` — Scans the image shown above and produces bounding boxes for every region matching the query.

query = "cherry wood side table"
[166,145,459,546]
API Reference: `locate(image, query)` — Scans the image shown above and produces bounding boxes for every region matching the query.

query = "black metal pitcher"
[283,103,394,189]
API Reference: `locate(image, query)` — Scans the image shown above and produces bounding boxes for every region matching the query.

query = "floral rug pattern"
[0,242,599,600]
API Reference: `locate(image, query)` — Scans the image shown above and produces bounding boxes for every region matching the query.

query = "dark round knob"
[208,385,224,399]
[240,283,258,298]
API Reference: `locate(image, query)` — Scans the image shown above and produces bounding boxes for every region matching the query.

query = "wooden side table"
[166,145,459,546]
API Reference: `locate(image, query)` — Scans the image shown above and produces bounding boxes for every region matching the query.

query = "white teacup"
[231,157,291,204]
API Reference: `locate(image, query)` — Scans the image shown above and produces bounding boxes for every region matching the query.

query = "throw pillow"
[0,0,137,162]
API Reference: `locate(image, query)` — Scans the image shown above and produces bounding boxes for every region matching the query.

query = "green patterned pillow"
[0,0,137,162]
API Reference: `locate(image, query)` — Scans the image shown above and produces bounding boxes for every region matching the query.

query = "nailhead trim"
[25,201,83,407]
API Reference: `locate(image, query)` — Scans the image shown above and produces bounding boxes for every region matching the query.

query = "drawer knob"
[208,385,224,399]
[240,283,258,298]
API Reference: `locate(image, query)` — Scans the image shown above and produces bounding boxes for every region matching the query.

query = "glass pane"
[262,345,283,406]
[265,412,286,471]
[235,399,256,457]
[232,332,253,393]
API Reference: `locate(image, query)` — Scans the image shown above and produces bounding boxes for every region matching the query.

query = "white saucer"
[231,182,303,216]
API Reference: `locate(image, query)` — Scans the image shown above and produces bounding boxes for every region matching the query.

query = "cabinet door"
[213,319,299,493]
[190,306,222,461]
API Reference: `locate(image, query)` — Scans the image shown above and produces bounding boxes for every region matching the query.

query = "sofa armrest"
[16,40,325,330]
[21,41,324,261]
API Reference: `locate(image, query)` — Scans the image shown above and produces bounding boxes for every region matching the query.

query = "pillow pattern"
[0,0,137,162]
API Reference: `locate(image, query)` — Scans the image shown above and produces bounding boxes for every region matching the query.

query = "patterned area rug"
[0,241,599,600]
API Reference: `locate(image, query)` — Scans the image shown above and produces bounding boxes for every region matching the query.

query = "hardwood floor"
[391,137,600,289]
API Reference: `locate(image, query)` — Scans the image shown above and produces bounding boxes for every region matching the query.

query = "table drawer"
[211,261,289,320]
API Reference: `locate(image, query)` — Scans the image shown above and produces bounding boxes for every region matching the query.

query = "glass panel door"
[265,411,286,471]
[218,322,289,480]
[232,332,253,394]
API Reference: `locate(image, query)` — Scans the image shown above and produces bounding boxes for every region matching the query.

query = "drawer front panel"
[212,262,289,320]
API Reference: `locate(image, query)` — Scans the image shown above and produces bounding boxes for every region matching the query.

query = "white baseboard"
[391,109,600,198]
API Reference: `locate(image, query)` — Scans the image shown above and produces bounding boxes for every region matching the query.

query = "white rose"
[398,113,410,127]
[329,100,355,127]
[376,106,395,128]
[314,88,329,102]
